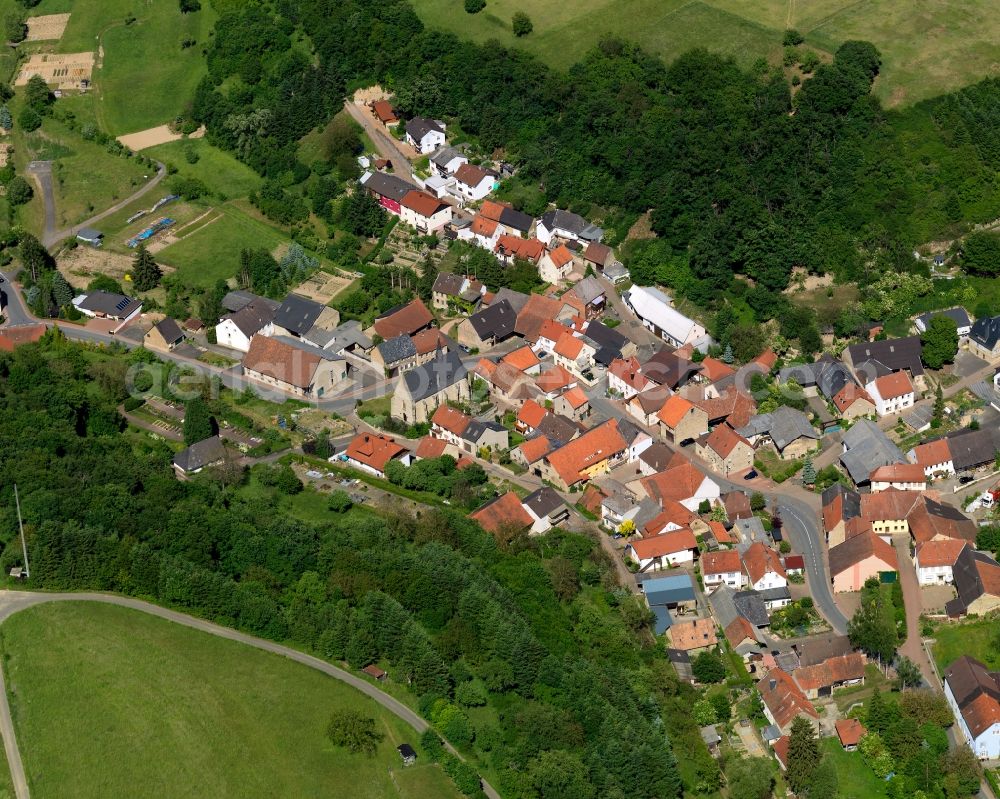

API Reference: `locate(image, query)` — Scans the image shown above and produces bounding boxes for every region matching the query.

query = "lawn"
[156,204,288,288]
[0,602,461,799]
[411,0,999,106]
[144,138,263,201]
[932,617,1000,674]
[819,737,888,799]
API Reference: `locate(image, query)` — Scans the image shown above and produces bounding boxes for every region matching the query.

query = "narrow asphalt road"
[343,100,416,182]
[0,591,502,799]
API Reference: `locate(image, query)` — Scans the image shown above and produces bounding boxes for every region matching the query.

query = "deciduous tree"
[326,708,384,755]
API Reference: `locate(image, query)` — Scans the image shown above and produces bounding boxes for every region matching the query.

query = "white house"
[865,372,916,417]
[405,117,446,154]
[907,438,955,478]
[915,539,968,585]
[399,190,452,233]
[625,528,698,571]
[536,209,603,246]
[430,146,467,177]
[623,285,707,348]
[869,464,927,493]
[450,163,495,204]
[72,291,142,333]
[538,245,576,285]
[215,301,275,353]
[914,308,972,337]
[742,542,787,592]
[944,656,1000,760]
[701,550,747,589]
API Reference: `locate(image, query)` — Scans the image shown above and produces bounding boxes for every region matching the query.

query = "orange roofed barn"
[471,491,533,535]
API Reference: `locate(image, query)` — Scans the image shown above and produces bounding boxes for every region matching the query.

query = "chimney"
[769,679,777,690]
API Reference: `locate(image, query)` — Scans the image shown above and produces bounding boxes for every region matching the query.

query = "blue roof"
[642,573,696,606]
[652,605,673,634]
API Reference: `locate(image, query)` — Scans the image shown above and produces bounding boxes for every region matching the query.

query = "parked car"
[743,470,758,481]
[959,474,975,484]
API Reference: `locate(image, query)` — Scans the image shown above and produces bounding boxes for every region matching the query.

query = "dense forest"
[189,0,1000,328]
[0,334,692,798]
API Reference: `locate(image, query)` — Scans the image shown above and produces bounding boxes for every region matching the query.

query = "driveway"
[0,591,502,799]
[343,100,416,182]
[893,537,936,687]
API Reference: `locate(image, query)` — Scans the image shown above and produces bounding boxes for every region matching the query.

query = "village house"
[172,435,226,478]
[450,163,496,204]
[628,385,674,427]
[836,719,867,752]
[742,542,788,596]
[538,245,577,285]
[72,290,142,332]
[735,406,818,460]
[369,99,400,127]
[630,459,721,513]
[915,539,968,585]
[701,549,747,589]
[623,285,707,348]
[865,371,916,417]
[405,117,446,154]
[946,547,1000,618]
[967,315,1000,361]
[608,356,651,400]
[359,171,418,215]
[554,386,590,422]
[372,334,419,375]
[583,241,613,271]
[657,395,709,446]
[944,656,1000,759]
[566,277,606,320]
[431,272,484,314]
[536,209,603,246]
[215,298,278,352]
[373,299,434,341]
[667,617,718,654]
[757,668,819,734]
[457,299,517,351]
[242,335,348,399]
[828,530,898,592]
[466,214,501,250]
[390,350,469,424]
[552,332,596,383]
[844,335,926,389]
[515,399,547,434]
[822,484,862,547]
[539,419,627,490]
[832,383,877,419]
[793,652,867,699]
[399,189,452,233]
[869,463,927,492]
[515,294,565,343]
[522,487,569,534]
[478,200,533,238]
[271,294,341,347]
[625,527,699,571]
[495,235,545,265]
[840,419,905,486]
[512,435,552,473]
[915,307,972,337]
[430,146,467,177]
[696,424,755,476]
[472,359,541,407]
[143,318,185,352]
[471,491,533,535]
[344,432,412,478]
[501,345,541,375]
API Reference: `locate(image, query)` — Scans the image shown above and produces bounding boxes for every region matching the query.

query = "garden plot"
[16,52,95,91]
[25,13,71,42]
[290,271,354,305]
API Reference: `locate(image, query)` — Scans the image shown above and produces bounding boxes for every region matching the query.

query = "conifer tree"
[131,244,162,291]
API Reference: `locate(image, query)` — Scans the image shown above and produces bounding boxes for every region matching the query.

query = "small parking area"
[952,350,989,379]
[920,584,956,614]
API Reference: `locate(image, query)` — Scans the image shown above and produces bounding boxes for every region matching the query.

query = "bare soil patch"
[0,143,12,168]
[16,52,95,90]
[353,85,390,103]
[57,246,174,290]
[118,125,207,151]
[25,13,70,42]
[291,271,355,305]
[626,211,656,240]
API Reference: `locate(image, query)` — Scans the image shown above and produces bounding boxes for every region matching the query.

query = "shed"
[362,664,386,681]
[397,743,417,766]
[76,227,103,247]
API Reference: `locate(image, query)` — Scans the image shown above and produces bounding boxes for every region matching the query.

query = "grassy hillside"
[411,0,1000,106]
[0,602,461,799]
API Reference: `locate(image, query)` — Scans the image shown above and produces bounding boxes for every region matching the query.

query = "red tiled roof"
[757,668,819,729]
[0,324,46,351]
[560,386,588,409]
[516,294,563,342]
[833,383,874,413]
[700,357,736,382]
[916,538,968,567]
[772,735,790,769]
[372,100,398,123]
[496,235,545,263]
[870,463,926,484]
[725,616,758,649]
[793,653,866,692]
[538,319,573,344]
[517,399,547,429]
[517,435,552,464]
[431,403,472,436]
[609,356,650,392]
[669,617,717,652]
[861,488,922,522]
[412,327,448,356]
[374,299,433,340]
[708,519,734,544]
[742,542,786,585]
[471,215,498,237]
[783,555,805,571]
[401,189,448,218]
[704,424,751,459]
[554,332,584,359]
[243,335,320,390]
[640,461,707,506]
[545,420,626,486]
[910,438,953,468]
[629,527,698,559]
[828,529,898,576]
[548,245,574,268]
[836,718,866,747]
[691,390,756,428]
[455,163,491,188]
[963,691,1000,738]
[657,395,697,428]
[643,501,697,536]
[873,371,914,400]
[536,364,575,393]
[471,491,532,534]
[753,349,777,371]
[702,549,742,576]
[345,432,407,472]
[479,200,508,221]
[414,436,448,459]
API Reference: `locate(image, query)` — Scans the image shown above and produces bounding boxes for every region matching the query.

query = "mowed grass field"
[411,0,1000,105]
[0,0,215,134]
[0,602,461,799]
[932,616,1000,673]
[156,203,287,288]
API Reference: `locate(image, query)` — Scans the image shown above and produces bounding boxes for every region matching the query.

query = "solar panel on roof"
[115,298,130,311]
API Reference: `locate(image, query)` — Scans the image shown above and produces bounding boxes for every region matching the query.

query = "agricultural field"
[411,0,1000,105]
[0,602,461,799]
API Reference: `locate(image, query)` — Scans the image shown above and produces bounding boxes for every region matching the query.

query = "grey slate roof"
[173,435,226,473]
[539,209,604,242]
[405,116,444,142]
[735,517,768,546]
[378,333,418,364]
[822,484,861,521]
[468,299,516,341]
[225,300,277,339]
[222,290,267,313]
[840,419,904,484]
[708,584,739,629]
[154,317,184,344]
[945,427,1000,471]
[733,590,770,627]
[534,413,580,448]
[77,291,141,319]
[270,335,344,362]
[573,276,606,305]
[498,206,533,234]
[779,356,854,400]
[304,319,371,351]
[360,170,417,202]
[948,547,1000,616]
[758,586,792,604]
[736,406,818,452]
[491,288,530,315]
[846,335,924,377]
[917,307,971,331]
[273,294,326,337]
[522,486,566,519]
[400,350,467,402]
[583,319,626,355]
[970,315,1000,351]
[430,146,464,168]
[462,418,505,445]
[433,272,481,302]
